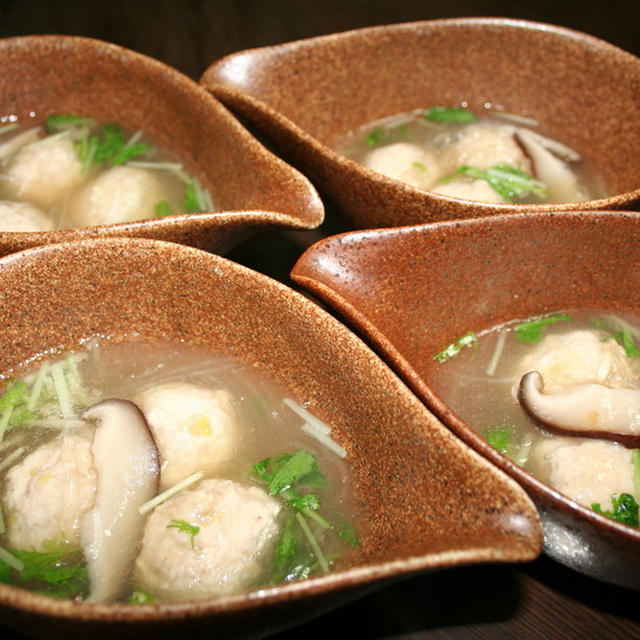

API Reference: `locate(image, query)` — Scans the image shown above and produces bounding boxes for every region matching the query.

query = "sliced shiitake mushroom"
[79,399,160,602]
[518,371,640,448]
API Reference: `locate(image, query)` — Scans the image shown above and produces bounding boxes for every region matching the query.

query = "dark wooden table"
[1,1,639,638]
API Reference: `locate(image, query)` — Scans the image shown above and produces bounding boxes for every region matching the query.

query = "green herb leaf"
[94,123,126,164]
[11,541,88,598]
[282,489,320,512]
[433,332,478,363]
[614,329,640,359]
[0,380,36,429]
[0,380,29,411]
[592,493,639,527]
[484,424,514,455]
[337,522,360,548]
[364,127,382,147]
[0,558,11,584]
[183,181,200,213]
[154,200,172,218]
[167,519,200,547]
[412,161,426,171]
[440,162,547,202]
[514,313,571,343]
[110,141,152,166]
[424,106,476,123]
[127,588,156,604]
[267,449,318,496]
[46,114,95,133]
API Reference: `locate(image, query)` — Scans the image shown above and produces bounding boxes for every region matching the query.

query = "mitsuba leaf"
[433,332,477,363]
[592,493,639,527]
[514,313,571,343]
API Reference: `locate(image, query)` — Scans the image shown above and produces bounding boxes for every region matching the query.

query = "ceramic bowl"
[0,237,540,639]
[0,35,323,257]
[291,210,640,589]
[201,18,640,229]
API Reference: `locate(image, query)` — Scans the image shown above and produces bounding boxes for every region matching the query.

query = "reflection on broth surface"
[0,339,359,602]
[431,311,640,528]
[336,107,606,204]
[0,114,213,231]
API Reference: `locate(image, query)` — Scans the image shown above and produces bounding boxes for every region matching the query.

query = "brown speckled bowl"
[0,238,540,639]
[291,210,640,589]
[201,18,640,228]
[0,35,323,256]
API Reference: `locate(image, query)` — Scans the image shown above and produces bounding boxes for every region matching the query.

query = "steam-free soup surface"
[336,106,606,204]
[0,339,359,602]
[430,311,640,527]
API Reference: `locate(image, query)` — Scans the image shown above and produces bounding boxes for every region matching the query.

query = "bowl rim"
[203,16,640,212]
[0,235,541,624]
[0,33,324,238]
[290,209,640,547]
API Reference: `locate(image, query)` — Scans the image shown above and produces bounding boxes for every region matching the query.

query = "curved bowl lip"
[290,209,640,549]
[0,33,324,242]
[203,16,640,214]
[0,235,541,625]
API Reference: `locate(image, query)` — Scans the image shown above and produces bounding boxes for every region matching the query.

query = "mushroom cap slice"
[515,129,583,203]
[79,399,160,602]
[518,371,640,448]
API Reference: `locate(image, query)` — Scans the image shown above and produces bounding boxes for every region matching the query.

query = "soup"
[0,114,213,231]
[0,339,359,602]
[430,311,640,527]
[336,106,606,204]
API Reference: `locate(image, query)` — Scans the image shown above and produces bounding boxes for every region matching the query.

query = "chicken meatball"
[134,382,237,488]
[438,123,531,175]
[134,479,281,601]
[431,177,506,203]
[362,142,441,188]
[530,437,635,508]
[0,135,85,210]
[3,428,97,551]
[65,165,170,228]
[0,200,53,232]
[513,329,638,394]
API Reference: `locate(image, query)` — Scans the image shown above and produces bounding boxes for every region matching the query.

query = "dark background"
[0,1,639,638]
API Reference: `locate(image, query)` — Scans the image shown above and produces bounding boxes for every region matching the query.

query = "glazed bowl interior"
[0,238,540,639]
[201,18,640,228]
[291,210,640,589]
[0,35,323,257]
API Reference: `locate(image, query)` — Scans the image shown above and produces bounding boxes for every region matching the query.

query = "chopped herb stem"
[295,513,330,574]
[50,362,74,419]
[283,398,331,434]
[139,471,204,515]
[0,446,26,474]
[27,361,51,411]
[0,406,13,443]
[0,546,24,572]
[301,507,331,529]
[0,123,19,136]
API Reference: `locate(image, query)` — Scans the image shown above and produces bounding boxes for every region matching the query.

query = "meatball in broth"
[0,114,213,231]
[431,311,640,527]
[0,339,360,602]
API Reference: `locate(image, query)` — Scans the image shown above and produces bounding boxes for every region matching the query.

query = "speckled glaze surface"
[0,237,540,639]
[290,210,640,589]
[0,35,323,257]
[201,18,640,229]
